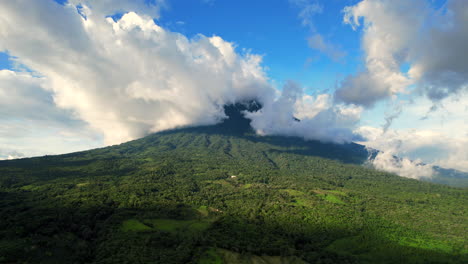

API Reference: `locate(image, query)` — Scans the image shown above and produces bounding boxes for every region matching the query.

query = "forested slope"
[0,105,466,263]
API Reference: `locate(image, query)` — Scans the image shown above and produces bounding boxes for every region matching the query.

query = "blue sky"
[0,0,467,177]
[157,0,362,91]
[0,52,13,70]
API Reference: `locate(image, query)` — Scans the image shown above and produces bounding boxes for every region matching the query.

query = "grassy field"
[121,219,152,232]
[122,218,213,233]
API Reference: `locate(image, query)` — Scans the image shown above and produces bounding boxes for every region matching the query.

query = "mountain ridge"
[0,101,466,263]
[5,100,466,187]
[3,100,466,187]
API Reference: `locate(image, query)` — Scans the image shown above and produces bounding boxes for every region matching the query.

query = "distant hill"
[431,166,468,187]
[0,102,466,263]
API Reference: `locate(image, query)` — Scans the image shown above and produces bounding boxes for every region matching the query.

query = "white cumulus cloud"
[358,126,468,174]
[0,70,102,158]
[336,0,468,106]
[247,81,362,143]
[371,150,434,180]
[0,0,273,145]
[0,0,359,153]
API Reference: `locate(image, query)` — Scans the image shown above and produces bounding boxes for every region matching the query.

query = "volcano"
[0,102,466,264]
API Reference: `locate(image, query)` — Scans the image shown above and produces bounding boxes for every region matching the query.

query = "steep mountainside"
[0,103,466,264]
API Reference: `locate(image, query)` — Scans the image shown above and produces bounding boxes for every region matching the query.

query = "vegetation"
[0,104,466,263]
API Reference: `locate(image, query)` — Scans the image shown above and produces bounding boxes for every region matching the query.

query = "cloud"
[290,0,345,62]
[307,34,346,62]
[289,0,323,28]
[0,0,273,145]
[382,102,402,132]
[335,70,410,108]
[247,81,362,143]
[0,70,76,125]
[336,0,468,107]
[358,126,436,180]
[0,0,358,150]
[358,126,468,173]
[0,150,25,160]
[356,93,468,175]
[409,0,468,101]
[67,0,164,18]
[0,69,103,158]
[371,150,434,180]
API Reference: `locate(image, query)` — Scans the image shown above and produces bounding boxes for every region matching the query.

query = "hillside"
[0,103,466,264]
[432,167,468,187]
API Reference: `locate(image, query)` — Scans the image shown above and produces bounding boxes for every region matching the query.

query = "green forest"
[0,107,466,263]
